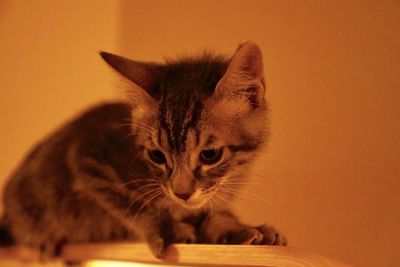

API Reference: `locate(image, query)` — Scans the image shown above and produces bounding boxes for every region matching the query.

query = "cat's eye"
[199,148,223,165]
[148,149,167,165]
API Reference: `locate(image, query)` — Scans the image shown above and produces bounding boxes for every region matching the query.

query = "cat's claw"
[217,225,287,246]
[242,228,264,245]
[257,225,287,245]
[218,227,261,244]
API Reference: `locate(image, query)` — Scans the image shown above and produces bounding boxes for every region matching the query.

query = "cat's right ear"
[100,51,160,116]
[100,52,160,93]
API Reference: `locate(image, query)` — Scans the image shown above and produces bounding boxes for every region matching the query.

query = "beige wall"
[1,1,400,267]
[0,1,119,187]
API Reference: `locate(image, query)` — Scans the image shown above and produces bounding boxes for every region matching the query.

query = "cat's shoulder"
[33,102,132,146]
[73,102,131,124]
[65,101,132,131]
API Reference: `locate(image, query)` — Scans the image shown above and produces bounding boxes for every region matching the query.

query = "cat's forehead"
[154,58,229,152]
[155,94,242,154]
[157,93,204,152]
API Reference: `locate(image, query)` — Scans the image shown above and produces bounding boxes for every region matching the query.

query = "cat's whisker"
[225,176,269,181]
[221,189,276,215]
[125,132,154,140]
[218,187,273,209]
[117,120,156,134]
[132,191,163,222]
[218,186,252,205]
[135,183,163,191]
[212,198,224,210]
[129,124,157,135]
[91,181,132,196]
[116,178,160,188]
[117,123,134,128]
[128,153,141,169]
[227,174,275,182]
[125,129,152,135]
[129,127,156,135]
[158,196,168,215]
[130,119,156,128]
[219,186,264,199]
[130,119,157,132]
[219,182,278,194]
[131,192,160,221]
[118,183,162,197]
[213,193,233,207]
[226,176,280,188]
[125,191,159,220]
[238,175,283,197]
[128,129,155,138]
[217,189,255,208]
[130,187,162,202]
[125,187,162,216]
[221,181,267,186]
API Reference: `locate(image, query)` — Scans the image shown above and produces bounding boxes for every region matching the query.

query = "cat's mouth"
[163,186,209,210]
[177,198,210,209]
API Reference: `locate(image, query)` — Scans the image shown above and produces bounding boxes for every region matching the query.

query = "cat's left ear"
[215,42,265,108]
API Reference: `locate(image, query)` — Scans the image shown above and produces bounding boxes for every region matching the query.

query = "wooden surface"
[64,243,352,267]
[0,243,354,267]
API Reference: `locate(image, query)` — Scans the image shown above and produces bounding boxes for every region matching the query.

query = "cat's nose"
[174,192,192,201]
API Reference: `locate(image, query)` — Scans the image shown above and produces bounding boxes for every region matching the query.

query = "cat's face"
[133,92,267,209]
[101,42,267,210]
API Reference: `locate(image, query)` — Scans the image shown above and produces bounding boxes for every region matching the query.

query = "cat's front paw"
[256,224,287,245]
[217,225,287,246]
[148,237,166,258]
[149,222,197,258]
[171,222,197,244]
[217,227,263,245]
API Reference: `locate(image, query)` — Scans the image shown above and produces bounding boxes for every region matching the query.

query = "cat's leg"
[146,221,197,257]
[199,210,287,246]
[70,156,168,256]
[146,212,198,257]
[76,174,168,257]
[161,219,197,244]
[169,222,197,244]
[38,238,67,261]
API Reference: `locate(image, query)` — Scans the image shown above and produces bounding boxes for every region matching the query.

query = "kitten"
[1,42,286,258]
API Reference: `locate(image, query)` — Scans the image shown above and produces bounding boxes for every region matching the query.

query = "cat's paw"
[171,222,197,244]
[148,237,166,258]
[39,238,67,260]
[217,227,263,245]
[217,225,287,246]
[256,224,287,245]
[148,222,197,258]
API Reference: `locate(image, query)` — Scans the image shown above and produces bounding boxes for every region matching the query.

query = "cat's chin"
[174,199,208,210]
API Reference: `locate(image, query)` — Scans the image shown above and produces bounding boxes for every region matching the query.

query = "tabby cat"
[1,42,286,258]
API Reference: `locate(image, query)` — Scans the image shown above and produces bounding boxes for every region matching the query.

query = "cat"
[0,42,287,259]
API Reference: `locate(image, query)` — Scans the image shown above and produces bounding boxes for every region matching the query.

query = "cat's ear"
[100,51,159,117]
[215,42,265,108]
[100,51,160,94]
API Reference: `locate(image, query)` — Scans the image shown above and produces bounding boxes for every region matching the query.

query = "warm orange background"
[1,1,399,267]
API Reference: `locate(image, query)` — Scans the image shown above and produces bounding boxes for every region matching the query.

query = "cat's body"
[1,43,286,258]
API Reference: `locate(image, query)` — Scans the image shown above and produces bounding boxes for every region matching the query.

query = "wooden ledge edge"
[0,243,354,267]
[63,243,353,267]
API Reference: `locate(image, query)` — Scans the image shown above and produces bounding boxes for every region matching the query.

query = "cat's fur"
[1,42,286,258]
